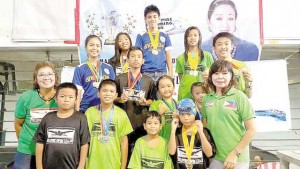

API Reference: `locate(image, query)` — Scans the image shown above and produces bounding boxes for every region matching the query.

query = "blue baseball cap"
[177,99,197,116]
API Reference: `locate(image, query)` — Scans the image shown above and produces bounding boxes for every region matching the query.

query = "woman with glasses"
[13,61,59,169]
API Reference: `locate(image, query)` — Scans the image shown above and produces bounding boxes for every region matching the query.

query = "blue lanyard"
[98,105,114,136]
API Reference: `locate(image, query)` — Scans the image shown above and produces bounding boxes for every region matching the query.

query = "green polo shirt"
[175,51,214,101]
[202,87,254,162]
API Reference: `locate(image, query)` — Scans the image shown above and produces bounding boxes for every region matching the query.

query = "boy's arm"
[195,120,214,157]
[120,135,128,169]
[168,118,179,155]
[76,90,82,111]
[77,144,89,169]
[36,143,44,169]
[166,50,173,78]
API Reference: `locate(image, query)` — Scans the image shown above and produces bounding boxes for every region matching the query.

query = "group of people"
[13,1,257,169]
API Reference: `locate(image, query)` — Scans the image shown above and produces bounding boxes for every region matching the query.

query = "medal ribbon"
[230,59,245,70]
[127,72,142,90]
[86,61,102,82]
[162,98,177,112]
[120,56,129,73]
[182,124,197,160]
[148,30,160,50]
[187,51,199,70]
[98,105,114,136]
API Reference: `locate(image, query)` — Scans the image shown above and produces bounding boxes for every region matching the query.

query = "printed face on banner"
[207,4,237,36]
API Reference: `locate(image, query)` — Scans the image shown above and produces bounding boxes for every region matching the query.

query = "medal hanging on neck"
[148,30,160,55]
[128,71,142,90]
[98,105,114,143]
[182,124,197,169]
[120,55,129,73]
[86,61,102,88]
[188,51,199,76]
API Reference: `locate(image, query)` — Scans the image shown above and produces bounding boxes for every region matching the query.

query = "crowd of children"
[12,3,256,169]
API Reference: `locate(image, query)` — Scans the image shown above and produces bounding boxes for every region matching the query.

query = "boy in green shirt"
[85,79,133,169]
[128,111,173,169]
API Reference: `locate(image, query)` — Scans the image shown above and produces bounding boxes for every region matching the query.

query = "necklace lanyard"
[120,55,129,73]
[182,124,197,160]
[148,30,160,50]
[162,98,177,112]
[98,105,114,136]
[86,61,102,82]
[187,51,199,70]
[127,72,142,90]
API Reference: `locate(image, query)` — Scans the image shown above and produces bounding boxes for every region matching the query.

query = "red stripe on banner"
[65,0,80,45]
[259,0,264,45]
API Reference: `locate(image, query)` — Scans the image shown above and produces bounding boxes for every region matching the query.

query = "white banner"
[247,60,291,132]
[79,0,261,63]
[12,0,76,41]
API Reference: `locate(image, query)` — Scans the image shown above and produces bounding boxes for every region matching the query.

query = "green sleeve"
[237,91,255,121]
[164,146,174,169]
[175,54,184,73]
[205,52,214,67]
[15,94,27,118]
[85,108,93,133]
[118,109,133,137]
[128,139,142,169]
[149,100,161,111]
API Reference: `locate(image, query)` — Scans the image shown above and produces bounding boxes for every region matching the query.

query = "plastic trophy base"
[104,39,115,45]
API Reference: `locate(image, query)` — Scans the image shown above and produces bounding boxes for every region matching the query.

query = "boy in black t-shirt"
[34,82,90,169]
[168,98,216,169]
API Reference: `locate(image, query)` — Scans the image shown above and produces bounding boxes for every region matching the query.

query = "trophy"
[102,11,120,45]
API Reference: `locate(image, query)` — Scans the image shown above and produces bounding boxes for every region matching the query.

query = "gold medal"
[193,70,198,76]
[148,30,160,56]
[185,159,193,169]
[98,134,110,143]
[182,124,197,169]
[189,70,198,76]
[152,49,158,55]
[93,82,100,88]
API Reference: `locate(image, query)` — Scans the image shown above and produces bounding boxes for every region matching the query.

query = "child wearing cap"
[168,98,216,169]
[128,111,173,169]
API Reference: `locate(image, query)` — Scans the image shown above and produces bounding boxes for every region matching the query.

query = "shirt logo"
[205,101,214,107]
[104,68,110,74]
[224,101,237,110]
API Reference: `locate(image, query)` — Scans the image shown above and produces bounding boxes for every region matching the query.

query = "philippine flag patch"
[224,101,237,110]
